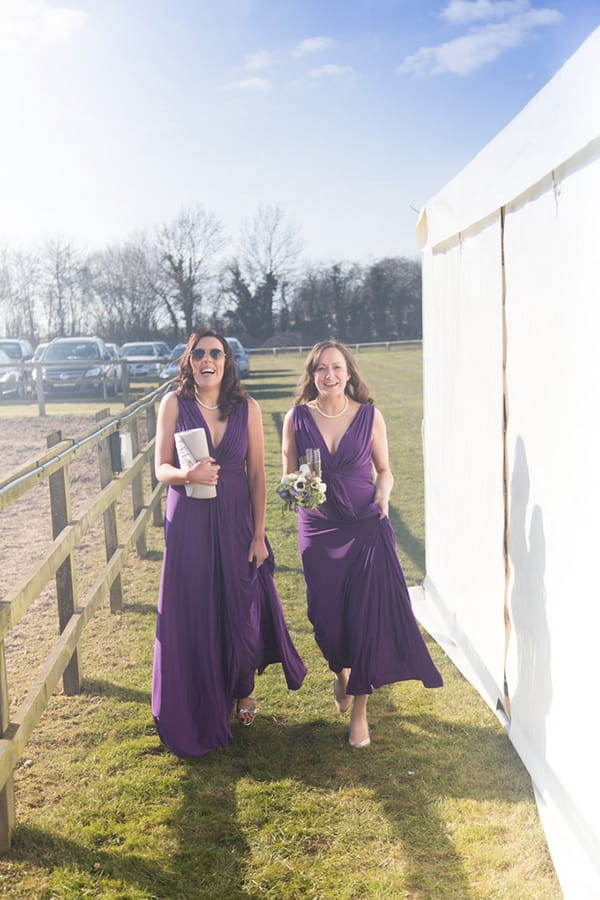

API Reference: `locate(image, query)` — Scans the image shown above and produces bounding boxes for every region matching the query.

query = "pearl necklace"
[194,390,219,410]
[314,396,349,419]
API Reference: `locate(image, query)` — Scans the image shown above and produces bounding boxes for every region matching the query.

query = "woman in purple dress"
[282,341,442,749]
[152,329,306,757]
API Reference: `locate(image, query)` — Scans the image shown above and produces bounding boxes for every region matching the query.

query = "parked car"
[41,336,116,396]
[104,343,123,391]
[29,342,49,393]
[31,342,48,362]
[0,349,23,399]
[153,341,171,359]
[120,342,163,379]
[0,338,34,362]
[226,337,250,377]
[0,338,34,397]
[159,342,187,382]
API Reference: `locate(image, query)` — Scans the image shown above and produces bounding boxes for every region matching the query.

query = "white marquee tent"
[412,25,600,898]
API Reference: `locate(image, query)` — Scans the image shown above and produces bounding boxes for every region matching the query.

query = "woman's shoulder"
[245,394,260,422]
[160,389,180,412]
[285,403,309,425]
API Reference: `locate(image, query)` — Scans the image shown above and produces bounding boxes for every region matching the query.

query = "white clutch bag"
[174,427,217,499]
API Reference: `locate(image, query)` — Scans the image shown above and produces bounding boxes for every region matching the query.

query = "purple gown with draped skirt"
[292,403,442,696]
[152,397,307,757]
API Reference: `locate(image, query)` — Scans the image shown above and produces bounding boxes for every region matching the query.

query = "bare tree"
[156,206,225,336]
[0,248,42,341]
[42,237,90,337]
[230,203,303,341]
[0,247,14,337]
[240,203,302,283]
[88,237,162,342]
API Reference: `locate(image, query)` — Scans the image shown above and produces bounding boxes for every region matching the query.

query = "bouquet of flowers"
[276,449,327,512]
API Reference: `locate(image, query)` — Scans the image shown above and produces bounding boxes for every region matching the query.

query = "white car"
[120,342,163,379]
[0,349,23,399]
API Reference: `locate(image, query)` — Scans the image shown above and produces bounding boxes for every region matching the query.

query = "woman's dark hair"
[177,329,246,419]
[294,340,373,405]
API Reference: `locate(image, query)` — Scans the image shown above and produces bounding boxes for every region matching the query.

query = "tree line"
[0,204,422,348]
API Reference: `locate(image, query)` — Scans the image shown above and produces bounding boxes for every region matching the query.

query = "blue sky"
[0,0,598,262]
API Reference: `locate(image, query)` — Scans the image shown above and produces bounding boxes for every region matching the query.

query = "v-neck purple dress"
[152,397,307,757]
[292,403,443,696]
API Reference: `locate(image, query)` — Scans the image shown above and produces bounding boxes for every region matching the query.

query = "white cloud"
[398,1,562,76]
[243,49,275,71]
[442,0,530,24]
[0,0,87,51]
[309,64,354,79]
[222,77,271,92]
[293,35,333,56]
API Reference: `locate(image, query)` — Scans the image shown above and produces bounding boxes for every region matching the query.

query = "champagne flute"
[305,448,321,476]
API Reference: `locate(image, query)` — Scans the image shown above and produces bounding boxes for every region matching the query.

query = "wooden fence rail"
[0,384,170,851]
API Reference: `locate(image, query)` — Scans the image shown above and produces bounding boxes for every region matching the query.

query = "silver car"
[160,342,187,382]
[0,349,23,399]
[0,338,34,397]
[120,342,163,380]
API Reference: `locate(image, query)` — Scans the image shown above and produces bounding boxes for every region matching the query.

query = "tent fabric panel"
[422,216,506,705]
[502,152,600,892]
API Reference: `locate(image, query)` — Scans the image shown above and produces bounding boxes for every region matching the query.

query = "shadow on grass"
[129,701,528,899]
[271,411,285,442]
[8,697,535,899]
[247,386,296,402]
[82,678,150,705]
[143,549,164,562]
[219,705,528,897]
[10,817,263,900]
[123,600,159,616]
[248,368,297,378]
[388,502,425,577]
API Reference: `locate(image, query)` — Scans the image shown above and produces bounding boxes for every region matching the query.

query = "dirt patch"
[0,415,151,712]
[1,415,102,590]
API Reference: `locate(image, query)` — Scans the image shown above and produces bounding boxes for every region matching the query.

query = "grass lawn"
[0,346,561,899]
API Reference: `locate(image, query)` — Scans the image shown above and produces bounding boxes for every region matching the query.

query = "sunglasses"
[190,348,225,361]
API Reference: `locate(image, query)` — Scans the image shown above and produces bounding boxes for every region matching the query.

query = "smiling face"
[312,347,350,399]
[190,336,227,388]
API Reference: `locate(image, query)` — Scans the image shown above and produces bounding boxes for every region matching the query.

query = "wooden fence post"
[146,402,162,527]
[95,412,123,613]
[34,363,46,418]
[128,419,147,558]
[47,430,81,696]
[121,361,130,406]
[0,641,15,852]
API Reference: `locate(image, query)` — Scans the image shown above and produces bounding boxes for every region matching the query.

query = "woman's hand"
[248,536,268,568]
[187,457,220,486]
[373,491,389,519]
[372,408,393,520]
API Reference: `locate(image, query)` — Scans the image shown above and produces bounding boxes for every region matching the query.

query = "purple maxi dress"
[152,397,307,757]
[292,403,443,696]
